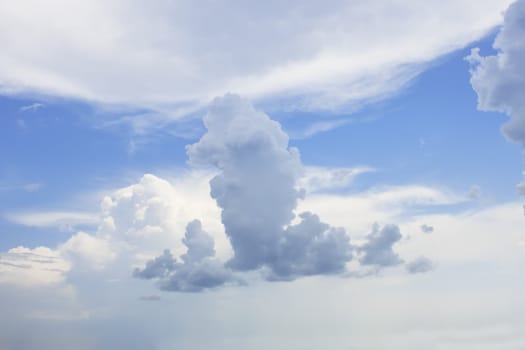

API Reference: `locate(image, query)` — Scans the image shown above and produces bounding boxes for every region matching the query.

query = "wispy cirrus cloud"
[19,102,44,112]
[4,211,99,230]
[0,0,514,130]
[298,166,375,193]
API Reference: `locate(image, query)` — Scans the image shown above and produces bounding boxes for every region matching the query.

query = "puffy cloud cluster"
[134,220,236,292]
[359,223,403,267]
[467,0,525,195]
[268,212,353,280]
[0,171,223,291]
[468,0,525,147]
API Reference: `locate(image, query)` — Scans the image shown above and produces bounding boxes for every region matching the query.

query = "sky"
[1,0,525,349]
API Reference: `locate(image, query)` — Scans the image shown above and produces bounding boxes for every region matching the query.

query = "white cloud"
[22,183,44,192]
[468,0,525,148]
[97,172,229,261]
[398,202,525,265]
[290,119,352,139]
[4,211,99,230]
[59,232,116,270]
[0,246,70,286]
[0,0,513,126]
[298,166,375,193]
[19,102,44,112]
[467,0,525,197]
[299,184,464,236]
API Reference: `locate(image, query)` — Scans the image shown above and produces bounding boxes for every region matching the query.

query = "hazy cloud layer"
[2,199,524,349]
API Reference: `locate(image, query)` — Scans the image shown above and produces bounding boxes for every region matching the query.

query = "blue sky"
[1,1,525,349]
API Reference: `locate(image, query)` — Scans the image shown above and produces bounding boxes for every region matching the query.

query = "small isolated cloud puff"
[468,0,525,150]
[517,172,525,197]
[468,185,482,200]
[359,223,403,267]
[406,256,435,274]
[420,224,434,234]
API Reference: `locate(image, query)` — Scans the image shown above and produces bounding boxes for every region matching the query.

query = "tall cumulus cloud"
[182,94,407,284]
